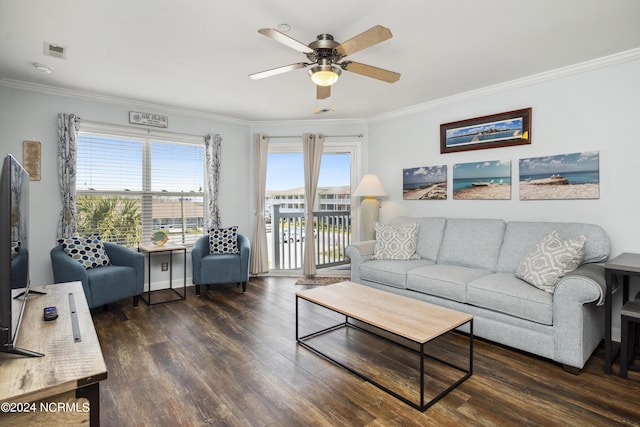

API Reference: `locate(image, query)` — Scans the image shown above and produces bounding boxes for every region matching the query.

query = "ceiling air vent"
[43,42,66,59]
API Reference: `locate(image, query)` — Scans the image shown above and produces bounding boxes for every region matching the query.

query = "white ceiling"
[1,0,639,122]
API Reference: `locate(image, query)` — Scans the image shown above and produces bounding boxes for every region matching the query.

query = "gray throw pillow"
[371,222,420,260]
[516,229,586,293]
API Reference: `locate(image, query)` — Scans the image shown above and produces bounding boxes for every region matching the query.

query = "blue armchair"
[191,233,251,295]
[51,242,144,308]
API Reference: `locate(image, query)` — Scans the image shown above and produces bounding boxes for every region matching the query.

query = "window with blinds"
[76,131,205,248]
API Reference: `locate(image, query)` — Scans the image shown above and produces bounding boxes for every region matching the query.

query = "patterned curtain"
[57,113,80,238]
[250,133,269,274]
[204,134,222,230]
[302,133,324,277]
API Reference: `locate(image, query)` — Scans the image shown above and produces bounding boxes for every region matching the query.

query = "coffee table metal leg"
[420,342,425,409]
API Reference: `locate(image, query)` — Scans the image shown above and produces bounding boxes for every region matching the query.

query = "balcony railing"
[270,204,351,271]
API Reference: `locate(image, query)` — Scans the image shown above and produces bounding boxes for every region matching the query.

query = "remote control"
[44,306,58,321]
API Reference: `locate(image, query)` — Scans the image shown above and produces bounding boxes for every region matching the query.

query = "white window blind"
[76,130,205,247]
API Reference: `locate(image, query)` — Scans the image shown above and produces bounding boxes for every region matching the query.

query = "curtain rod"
[262,134,363,140]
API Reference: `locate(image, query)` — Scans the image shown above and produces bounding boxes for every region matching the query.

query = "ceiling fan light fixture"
[309,65,341,86]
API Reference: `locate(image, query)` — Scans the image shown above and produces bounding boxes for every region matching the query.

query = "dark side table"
[138,242,187,306]
[604,253,640,374]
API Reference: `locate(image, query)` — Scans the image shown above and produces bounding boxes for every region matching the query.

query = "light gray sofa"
[346,217,610,370]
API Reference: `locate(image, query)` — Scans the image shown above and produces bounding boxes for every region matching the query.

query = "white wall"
[367,57,640,337]
[0,86,251,287]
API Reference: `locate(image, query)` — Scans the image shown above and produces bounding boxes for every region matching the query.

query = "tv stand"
[5,345,43,357]
[0,281,106,426]
[12,288,46,299]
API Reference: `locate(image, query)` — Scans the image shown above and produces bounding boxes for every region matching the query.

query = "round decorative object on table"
[151,230,168,246]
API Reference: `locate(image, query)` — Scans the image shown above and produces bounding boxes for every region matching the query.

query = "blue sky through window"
[266,153,351,190]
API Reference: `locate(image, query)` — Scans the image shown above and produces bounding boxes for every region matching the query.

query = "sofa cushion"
[201,253,243,284]
[372,222,420,260]
[497,221,609,273]
[467,273,553,325]
[516,230,586,293]
[58,233,111,269]
[87,265,137,307]
[436,218,505,271]
[406,264,492,303]
[389,217,447,261]
[360,259,434,289]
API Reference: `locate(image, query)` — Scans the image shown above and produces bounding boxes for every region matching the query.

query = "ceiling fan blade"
[249,62,308,80]
[341,61,400,83]
[258,28,314,54]
[336,25,393,57]
[316,85,331,100]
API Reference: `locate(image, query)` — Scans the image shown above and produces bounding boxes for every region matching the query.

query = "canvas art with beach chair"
[519,151,600,200]
[453,160,512,200]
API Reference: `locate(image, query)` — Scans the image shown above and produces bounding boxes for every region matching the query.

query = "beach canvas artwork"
[440,108,531,153]
[519,151,600,200]
[453,160,512,200]
[403,165,447,200]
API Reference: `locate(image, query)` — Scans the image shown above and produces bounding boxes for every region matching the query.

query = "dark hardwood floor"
[93,277,640,426]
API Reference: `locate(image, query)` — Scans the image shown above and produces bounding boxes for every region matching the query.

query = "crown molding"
[2,47,638,126]
[0,78,249,126]
[368,48,640,123]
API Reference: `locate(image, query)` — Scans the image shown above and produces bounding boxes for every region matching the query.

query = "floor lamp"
[353,174,388,241]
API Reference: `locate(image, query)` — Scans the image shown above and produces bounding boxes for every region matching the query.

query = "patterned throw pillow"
[209,226,239,255]
[371,222,420,260]
[516,230,586,293]
[58,233,111,269]
[10,241,20,260]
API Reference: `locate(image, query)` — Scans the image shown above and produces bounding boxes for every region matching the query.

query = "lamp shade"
[352,174,388,197]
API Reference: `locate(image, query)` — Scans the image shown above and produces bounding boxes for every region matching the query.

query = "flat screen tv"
[0,154,42,357]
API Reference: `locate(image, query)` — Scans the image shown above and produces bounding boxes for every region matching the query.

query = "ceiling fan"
[249,25,401,100]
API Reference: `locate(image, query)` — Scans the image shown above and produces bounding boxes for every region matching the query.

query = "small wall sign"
[23,140,41,181]
[129,111,168,128]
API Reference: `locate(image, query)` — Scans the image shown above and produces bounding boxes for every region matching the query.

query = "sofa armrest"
[555,263,606,306]
[191,235,209,284]
[552,263,606,368]
[104,242,143,268]
[345,240,376,283]
[238,233,251,281]
[50,245,89,289]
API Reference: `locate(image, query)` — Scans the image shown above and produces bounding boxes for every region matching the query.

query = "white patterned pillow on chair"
[209,226,239,254]
[10,241,20,260]
[58,233,111,269]
[371,222,420,260]
[516,229,586,293]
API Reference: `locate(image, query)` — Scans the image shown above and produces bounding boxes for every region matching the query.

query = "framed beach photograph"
[403,165,447,200]
[440,108,531,154]
[519,151,600,200]
[453,160,512,200]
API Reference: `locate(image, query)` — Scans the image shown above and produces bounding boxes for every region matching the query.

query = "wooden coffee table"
[296,281,473,411]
